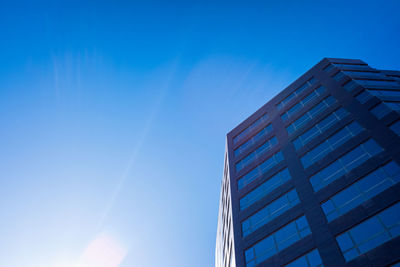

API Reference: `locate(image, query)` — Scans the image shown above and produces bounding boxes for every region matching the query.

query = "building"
[215,58,400,267]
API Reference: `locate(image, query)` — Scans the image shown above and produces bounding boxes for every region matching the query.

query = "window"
[293,108,349,150]
[370,103,393,119]
[343,80,359,91]
[286,96,336,135]
[285,249,324,267]
[277,77,316,110]
[242,189,300,236]
[343,70,384,79]
[233,113,269,146]
[355,90,373,104]
[385,102,400,110]
[368,89,400,98]
[238,151,284,190]
[301,122,364,169]
[234,124,273,157]
[310,139,383,191]
[336,202,400,261]
[245,216,311,267]
[354,79,400,89]
[344,79,400,92]
[240,168,292,210]
[281,86,326,121]
[323,64,334,72]
[333,71,345,81]
[236,136,278,172]
[333,63,371,71]
[390,120,400,136]
[321,161,400,221]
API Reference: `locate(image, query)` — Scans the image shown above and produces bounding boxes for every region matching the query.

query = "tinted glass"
[321,161,400,221]
[245,216,311,266]
[310,139,383,191]
[242,189,300,236]
[238,151,284,190]
[240,168,292,210]
[336,202,400,261]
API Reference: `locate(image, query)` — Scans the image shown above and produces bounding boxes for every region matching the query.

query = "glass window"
[301,122,364,169]
[285,249,324,267]
[333,63,372,71]
[281,86,326,121]
[333,71,345,81]
[323,64,334,72]
[367,89,400,98]
[343,80,358,92]
[277,77,317,110]
[233,113,269,146]
[234,124,273,157]
[238,151,284,190]
[287,96,336,135]
[240,168,292,210]
[236,136,278,172]
[321,161,400,221]
[245,216,311,267]
[293,108,350,150]
[336,202,400,261]
[370,103,392,119]
[385,102,400,110]
[310,139,384,191]
[390,121,400,136]
[242,189,300,236]
[354,79,400,89]
[343,71,384,79]
[355,90,373,104]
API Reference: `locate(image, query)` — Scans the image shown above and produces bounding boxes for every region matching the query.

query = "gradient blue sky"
[0,1,399,266]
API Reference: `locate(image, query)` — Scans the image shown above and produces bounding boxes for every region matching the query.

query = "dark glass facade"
[215,58,400,267]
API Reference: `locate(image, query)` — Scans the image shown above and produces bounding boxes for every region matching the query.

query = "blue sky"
[0,1,399,266]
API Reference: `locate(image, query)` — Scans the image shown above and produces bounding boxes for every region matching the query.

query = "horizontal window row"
[245,216,311,267]
[293,108,349,150]
[310,139,383,191]
[356,89,400,105]
[336,201,400,261]
[277,77,316,110]
[238,151,284,190]
[323,64,334,72]
[333,71,346,81]
[236,136,278,172]
[371,101,400,119]
[322,161,400,222]
[368,89,400,98]
[287,96,336,135]
[301,122,364,169]
[343,79,400,92]
[240,168,292,211]
[234,124,273,157]
[242,189,300,237]
[324,63,372,72]
[285,249,323,267]
[281,86,326,121]
[333,63,372,71]
[333,70,387,83]
[233,113,269,146]
[390,120,400,136]
[343,70,385,78]
[355,90,374,104]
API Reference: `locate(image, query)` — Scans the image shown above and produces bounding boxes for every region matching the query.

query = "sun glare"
[76,233,127,267]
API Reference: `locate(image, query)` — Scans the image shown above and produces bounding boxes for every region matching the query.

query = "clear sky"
[0,1,399,267]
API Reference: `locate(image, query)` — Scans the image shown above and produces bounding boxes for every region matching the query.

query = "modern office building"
[215,58,400,267]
